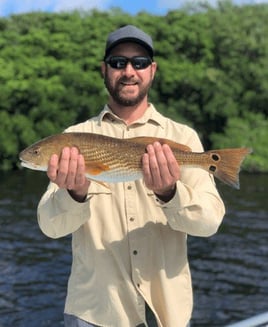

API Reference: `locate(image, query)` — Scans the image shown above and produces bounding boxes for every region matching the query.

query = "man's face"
[102,43,157,107]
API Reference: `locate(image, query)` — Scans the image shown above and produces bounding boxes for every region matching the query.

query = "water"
[0,171,267,326]
[188,174,268,325]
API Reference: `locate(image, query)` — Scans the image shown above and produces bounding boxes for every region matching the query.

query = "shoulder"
[63,116,99,133]
[151,109,203,151]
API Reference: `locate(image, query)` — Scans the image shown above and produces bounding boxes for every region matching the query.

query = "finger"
[75,154,86,186]
[65,147,79,189]
[142,152,153,187]
[47,154,59,182]
[57,147,71,187]
[153,142,170,179]
[147,143,162,185]
[162,144,180,180]
[143,144,161,189]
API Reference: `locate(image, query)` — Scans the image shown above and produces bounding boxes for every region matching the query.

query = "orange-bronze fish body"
[19,132,252,189]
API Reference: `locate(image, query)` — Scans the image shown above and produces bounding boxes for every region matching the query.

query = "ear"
[101,62,106,78]
[151,61,157,80]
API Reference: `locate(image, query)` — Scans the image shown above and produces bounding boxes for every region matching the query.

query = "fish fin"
[85,162,111,189]
[85,162,110,175]
[127,137,192,152]
[206,148,252,189]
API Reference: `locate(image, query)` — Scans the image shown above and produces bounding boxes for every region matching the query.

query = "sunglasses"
[105,56,152,70]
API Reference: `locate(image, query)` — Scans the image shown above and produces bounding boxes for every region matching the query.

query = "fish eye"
[32,147,40,155]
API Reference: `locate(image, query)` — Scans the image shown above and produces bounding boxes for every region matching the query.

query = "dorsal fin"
[126,136,192,152]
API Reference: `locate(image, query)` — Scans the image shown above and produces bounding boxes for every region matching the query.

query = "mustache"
[118,77,139,84]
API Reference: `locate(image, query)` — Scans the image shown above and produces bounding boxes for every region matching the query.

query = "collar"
[97,103,165,129]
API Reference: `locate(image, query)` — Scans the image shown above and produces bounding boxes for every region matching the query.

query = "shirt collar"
[97,103,165,129]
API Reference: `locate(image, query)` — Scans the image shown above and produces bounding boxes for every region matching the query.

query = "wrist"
[68,189,88,202]
[155,185,176,203]
[67,181,90,203]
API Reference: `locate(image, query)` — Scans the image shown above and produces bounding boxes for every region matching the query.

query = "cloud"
[51,0,111,12]
[0,0,111,16]
[0,0,51,15]
[157,0,268,10]
[156,0,216,10]
[0,0,268,17]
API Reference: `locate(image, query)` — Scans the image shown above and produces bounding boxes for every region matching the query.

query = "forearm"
[37,183,91,238]
[159,173,225,237]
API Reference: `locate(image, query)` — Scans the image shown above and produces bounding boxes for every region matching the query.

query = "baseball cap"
[104,25,154,59]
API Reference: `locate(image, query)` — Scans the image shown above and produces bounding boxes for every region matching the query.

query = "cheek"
[149,66,156,81]
[104,71,119,91]
[139,67,155,81]
[139,72,154,86]
[105,70,120,84]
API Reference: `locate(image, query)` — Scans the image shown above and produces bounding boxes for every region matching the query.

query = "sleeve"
[156,128,225,237]
[37,182,91,239]
[37,122,95,239]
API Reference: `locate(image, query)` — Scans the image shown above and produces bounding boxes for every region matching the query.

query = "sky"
[0,0,267,17]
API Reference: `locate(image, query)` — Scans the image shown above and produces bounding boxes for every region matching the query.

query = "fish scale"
[76,137,144,182]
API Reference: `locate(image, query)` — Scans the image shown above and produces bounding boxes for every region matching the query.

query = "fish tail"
[207,148,252,189]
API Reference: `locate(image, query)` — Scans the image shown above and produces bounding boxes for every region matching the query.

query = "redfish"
[19,132,252,189]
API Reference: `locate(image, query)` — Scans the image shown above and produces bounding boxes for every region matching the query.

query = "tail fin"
[207,148,252,189]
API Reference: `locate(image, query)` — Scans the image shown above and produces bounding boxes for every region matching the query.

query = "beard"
[104,73,153,107]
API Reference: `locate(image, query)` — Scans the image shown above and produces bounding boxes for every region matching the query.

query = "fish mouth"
[20,158,46,171]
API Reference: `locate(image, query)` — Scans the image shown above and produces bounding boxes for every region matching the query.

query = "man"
[37,25,225,327]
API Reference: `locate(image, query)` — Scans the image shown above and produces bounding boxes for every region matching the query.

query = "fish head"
[19,135,63,171]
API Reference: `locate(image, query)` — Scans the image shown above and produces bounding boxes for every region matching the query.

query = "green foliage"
[0,111,36,170]
[0,3,267,171]
[211,112,268,172]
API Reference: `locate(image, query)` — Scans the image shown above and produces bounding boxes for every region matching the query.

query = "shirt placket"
[124,180,146,322]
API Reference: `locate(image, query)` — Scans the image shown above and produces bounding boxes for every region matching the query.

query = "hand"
[142,142,180,200]
[47,147,90,202]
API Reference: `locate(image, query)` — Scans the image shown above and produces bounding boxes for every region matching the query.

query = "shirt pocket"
[87,181,113,196]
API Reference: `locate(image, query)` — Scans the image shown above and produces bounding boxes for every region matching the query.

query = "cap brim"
[105,38,154,59]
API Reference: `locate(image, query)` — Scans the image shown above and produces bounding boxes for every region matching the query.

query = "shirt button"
[127,185,132,190]
[129,217,135,222]
[133,250,138,255]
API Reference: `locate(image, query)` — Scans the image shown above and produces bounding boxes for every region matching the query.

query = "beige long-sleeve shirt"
[37,104,225,327]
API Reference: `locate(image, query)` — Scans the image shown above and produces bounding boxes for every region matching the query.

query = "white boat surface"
[226,311,268,327]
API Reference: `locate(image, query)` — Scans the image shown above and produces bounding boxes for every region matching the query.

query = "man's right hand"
[47,146,90,202]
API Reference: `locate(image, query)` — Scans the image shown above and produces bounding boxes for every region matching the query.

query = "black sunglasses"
[105,56,152,70]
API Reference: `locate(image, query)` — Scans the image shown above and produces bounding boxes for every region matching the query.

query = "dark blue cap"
[104,25,154,59]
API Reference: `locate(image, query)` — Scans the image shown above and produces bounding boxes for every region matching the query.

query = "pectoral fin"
[85,162,110,175]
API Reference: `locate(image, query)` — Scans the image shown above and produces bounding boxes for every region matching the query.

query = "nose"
[123,62,136,76]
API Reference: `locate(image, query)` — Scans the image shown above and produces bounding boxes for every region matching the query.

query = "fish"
[19,132,252,189]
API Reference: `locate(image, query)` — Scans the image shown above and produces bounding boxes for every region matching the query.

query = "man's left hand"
[142,142,180,200]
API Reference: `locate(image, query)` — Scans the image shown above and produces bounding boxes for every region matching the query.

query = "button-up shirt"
[37,104,225,327]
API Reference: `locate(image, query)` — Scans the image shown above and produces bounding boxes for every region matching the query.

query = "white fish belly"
[85,169,143,183]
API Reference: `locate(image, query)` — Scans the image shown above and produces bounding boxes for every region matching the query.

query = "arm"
[142,140,225,237]
[37,147,91,238]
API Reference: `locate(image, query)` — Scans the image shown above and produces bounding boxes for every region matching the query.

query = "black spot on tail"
[211,153,220,161]
[209,165,217,172]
